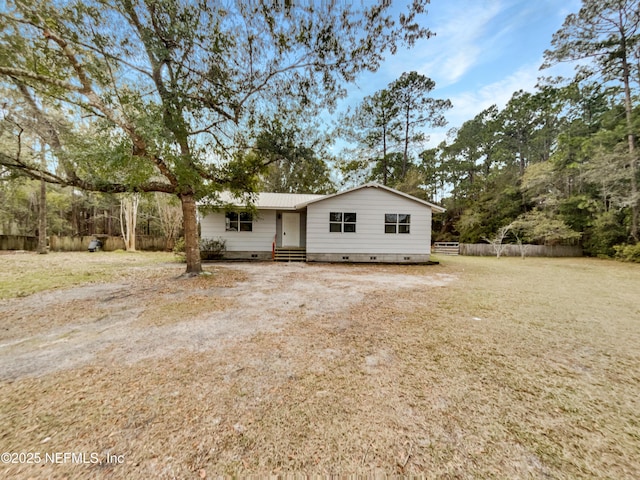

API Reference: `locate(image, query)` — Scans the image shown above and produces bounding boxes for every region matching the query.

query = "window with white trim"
[329,212,357,233]
[385,214,410,234]
[225,211,253,232]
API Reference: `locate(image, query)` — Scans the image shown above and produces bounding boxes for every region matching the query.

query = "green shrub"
[172,236,226,261]
[614,243,640,263]
[584,211,627,257]
[199,237,226,260]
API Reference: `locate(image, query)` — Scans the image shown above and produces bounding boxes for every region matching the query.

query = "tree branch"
[13,81,62,150]
[0,150,176,194]
[0,67,85,93]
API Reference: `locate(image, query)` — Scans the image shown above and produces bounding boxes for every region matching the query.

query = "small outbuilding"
[199,182,445,263]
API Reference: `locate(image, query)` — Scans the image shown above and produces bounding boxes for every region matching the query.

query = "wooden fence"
[1,235,170,252]
[0,235,38,251]
[49,235,170,252]
[459,243,582,257]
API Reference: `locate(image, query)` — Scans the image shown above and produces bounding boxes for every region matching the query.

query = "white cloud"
[425,131,449,149]
[415,1,511,86]
[339,0,585,152]
[345,0,524,102]
[421,62,541,149]
[423,57,578,149]
[448,62,541,122]
[437,49,481,85]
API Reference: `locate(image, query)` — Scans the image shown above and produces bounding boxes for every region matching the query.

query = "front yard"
[0,252,638,478]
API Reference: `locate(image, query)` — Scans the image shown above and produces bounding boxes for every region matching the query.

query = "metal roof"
[215,191,326,210]
[208,183,445,213]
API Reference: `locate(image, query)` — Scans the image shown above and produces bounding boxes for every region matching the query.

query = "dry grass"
[0,255,639,479]
[135,295,233,327]
[0,251,179,300]
[0,253,246,340]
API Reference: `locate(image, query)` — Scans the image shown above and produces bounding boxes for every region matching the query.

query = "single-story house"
[199,182,445,263]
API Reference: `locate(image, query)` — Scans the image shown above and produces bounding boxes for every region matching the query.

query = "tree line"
[333,0,640,259]
[1,0,639,264]
[430,82,637,256]
[0,180,184,248]
[438,0,639,258]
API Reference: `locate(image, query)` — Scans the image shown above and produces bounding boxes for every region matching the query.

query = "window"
[329,212,356,233]
[225,212,253,232]
[385,214,410,234]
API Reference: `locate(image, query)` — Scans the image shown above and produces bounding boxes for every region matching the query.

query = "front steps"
[432,242,460,255]
[274,247,307,262]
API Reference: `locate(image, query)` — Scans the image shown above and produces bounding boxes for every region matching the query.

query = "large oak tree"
[0,0,433,273]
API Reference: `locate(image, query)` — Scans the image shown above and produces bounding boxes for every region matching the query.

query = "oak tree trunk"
[181,193,202,274]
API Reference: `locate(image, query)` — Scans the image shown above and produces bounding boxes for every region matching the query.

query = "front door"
[282,212,300,247]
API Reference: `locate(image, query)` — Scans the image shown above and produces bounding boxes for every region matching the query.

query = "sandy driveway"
[0,262,455,381]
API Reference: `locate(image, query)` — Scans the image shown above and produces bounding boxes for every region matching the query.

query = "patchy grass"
[0,256,639,478]
[0,254,246,341]
[131,267,249,327]
[135,295,234,327]
[0,251,179,300]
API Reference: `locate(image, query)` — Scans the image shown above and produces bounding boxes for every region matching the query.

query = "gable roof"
[207,183,445,212]
[300,182,446,213]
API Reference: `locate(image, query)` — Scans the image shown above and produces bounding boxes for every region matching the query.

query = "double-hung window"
[329,212,357,233]
[385,214,410,234]
[226,212,253,232]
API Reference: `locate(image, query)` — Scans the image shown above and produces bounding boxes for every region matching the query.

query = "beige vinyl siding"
[306,187,432,255]
[200,210,276,252]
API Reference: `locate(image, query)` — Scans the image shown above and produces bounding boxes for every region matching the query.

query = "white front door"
[282,212,300,247]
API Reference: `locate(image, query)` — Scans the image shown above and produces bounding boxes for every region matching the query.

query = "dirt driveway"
[0,262,455,381]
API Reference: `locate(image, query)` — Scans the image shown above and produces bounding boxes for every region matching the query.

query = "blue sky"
[335,0,583,149]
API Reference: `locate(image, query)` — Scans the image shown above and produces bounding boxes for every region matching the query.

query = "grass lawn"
[0,250,180,299]
[0,253,638,478]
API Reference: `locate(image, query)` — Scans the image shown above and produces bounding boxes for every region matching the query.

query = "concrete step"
[432,242,460,255]
[274,248,307,262]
